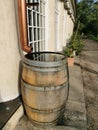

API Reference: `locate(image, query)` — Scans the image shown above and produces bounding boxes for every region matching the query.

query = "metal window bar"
[26,0,45,56]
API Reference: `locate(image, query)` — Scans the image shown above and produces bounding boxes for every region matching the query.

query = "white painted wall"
[63,10,67,47]
[45,0,55,51]
[65,14,74,45]
[55,0,59,51]
[45,0,75,52]
[0,0,20,102]
[58,1,64,51]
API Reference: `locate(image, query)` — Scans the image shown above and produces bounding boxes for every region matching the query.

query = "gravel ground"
[80,39,98,130]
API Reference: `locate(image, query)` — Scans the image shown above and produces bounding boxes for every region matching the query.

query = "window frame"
[26,0,45,52]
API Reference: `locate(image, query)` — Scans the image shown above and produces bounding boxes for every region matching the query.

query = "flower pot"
[67,57,74,66]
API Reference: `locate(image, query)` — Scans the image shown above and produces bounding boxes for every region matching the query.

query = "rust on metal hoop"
[17,0,32,52]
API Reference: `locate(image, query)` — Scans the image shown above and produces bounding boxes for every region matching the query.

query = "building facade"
[0,0,76,102]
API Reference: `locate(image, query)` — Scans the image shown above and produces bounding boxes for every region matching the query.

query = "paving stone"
[32,126,79,130]
[14,115,79,130]
[66,100,86,114]
[68,65,85,103]
[63,109,87,130]
[64,59,87,130]
[57,101,87,130]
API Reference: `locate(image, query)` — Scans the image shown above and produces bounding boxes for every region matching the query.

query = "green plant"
[71,36,84,55]
[64,33,84,57]
[64,46,74,58]
[64,21,84,57]
[88,34,98,42]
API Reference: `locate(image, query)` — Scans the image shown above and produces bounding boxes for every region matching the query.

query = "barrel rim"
[22,51,67,67]
[22,62,67,72]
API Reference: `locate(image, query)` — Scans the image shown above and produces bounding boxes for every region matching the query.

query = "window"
[26,0,45,52]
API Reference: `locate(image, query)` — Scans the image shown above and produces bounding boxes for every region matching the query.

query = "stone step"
[32,126,79,130]
[63,58,87,130]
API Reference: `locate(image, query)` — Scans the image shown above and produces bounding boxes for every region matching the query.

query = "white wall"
[58,1,64,51]
[45,0,75,52]
[63,10,67,47]
[45,0,55,51]
[0,0,20,102]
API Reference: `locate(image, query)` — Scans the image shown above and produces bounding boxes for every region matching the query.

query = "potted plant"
[64,20,84,66]
[64,46,75,66]
[70,34,83,56]
[64,34,83,66]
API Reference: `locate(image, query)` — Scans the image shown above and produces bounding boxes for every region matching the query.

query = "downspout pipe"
[64,0,75,23]
[17,0,32,53]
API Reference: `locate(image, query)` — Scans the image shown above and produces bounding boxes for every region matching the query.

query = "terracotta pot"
[67,57,74,66]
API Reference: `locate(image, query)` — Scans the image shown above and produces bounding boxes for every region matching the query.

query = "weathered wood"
[21,52,69,126]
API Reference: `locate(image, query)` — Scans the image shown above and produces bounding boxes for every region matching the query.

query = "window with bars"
[26,0,45,52]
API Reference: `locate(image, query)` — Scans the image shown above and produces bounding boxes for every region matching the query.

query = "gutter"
[64,0,76,23]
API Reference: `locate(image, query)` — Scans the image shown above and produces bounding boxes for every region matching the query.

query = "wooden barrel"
[21,52,69,126]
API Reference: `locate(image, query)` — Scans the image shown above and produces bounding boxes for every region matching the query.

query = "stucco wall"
[58,1,64,51]
[45,0,55,51]
[0,0,20,102]
[45,0,74,52]
[65,14,74,45]
[63,10,68,47]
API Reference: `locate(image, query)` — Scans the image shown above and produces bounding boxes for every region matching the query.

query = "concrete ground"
[80,39,98,130]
